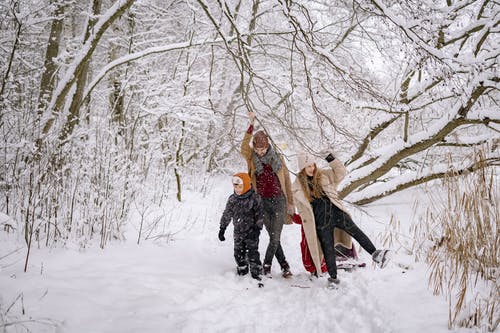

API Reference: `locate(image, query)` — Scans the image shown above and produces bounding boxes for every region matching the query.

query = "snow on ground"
[0,177,474,333]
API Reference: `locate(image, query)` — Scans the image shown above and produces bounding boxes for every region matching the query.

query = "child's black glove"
[218,228,226,241]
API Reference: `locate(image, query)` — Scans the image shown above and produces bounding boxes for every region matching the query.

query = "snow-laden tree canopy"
[0,0,498,246]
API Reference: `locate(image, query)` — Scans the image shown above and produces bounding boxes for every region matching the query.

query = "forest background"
[0,0,498,331]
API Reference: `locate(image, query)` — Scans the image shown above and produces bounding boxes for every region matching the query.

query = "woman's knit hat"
[232,172,252,194]
[297,151,316,171]
[252,130,269,149]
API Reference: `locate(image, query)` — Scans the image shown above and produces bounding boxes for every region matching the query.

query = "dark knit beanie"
[252,130,269,149]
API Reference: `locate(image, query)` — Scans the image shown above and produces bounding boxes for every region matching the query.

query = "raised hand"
[248,111,255,125]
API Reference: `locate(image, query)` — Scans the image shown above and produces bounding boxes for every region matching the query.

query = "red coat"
[293,213,357,273]
[292,214,327,273]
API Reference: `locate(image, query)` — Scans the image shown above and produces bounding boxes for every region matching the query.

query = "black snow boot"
[263,264,271,276]
[251,272,262,281]
[372,249,391,268]
[237,265,249,276]
[327,277,340,289]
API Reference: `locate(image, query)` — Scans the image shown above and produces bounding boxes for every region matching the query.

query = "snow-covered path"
[1,238,448,333]
[0,181,470,333]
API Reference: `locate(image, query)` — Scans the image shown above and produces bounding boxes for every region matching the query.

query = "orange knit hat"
[232,172,252,195]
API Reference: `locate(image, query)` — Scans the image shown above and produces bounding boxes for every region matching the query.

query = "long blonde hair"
[297,165,324,202]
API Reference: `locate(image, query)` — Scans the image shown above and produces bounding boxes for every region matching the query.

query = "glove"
[325,153,335,162]
[218,228,226,241]
[318,146,336,162]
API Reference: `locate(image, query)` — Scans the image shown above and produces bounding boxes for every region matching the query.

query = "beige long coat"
[240,131,294,224]
[292,158,353,274]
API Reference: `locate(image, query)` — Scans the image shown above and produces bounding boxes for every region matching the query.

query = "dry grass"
[412,151,499,331]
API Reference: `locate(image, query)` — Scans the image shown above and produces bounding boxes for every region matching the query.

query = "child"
[218,172,264,282]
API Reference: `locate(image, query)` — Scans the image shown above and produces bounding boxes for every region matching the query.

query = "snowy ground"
[0,177,474,333]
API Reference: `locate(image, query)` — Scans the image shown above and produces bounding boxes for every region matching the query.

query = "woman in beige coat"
[292,151,389,287]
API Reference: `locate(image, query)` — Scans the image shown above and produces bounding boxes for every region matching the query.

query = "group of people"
[218,112,390,287]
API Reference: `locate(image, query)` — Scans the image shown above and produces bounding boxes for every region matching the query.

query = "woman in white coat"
[292,151,389,287]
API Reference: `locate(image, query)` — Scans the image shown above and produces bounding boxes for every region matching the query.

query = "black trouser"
[234,228,262,276]
[262,196,288,268]
[315,202,376,279]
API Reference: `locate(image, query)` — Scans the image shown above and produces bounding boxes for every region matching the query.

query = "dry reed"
[413,150,499,331]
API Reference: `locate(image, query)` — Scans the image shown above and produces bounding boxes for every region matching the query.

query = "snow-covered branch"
[346,155,500,205]
[82,38,226,104]
[340,84,489,198]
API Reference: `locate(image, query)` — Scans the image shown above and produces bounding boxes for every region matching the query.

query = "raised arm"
[240,111,255,160]
[325,153,347,184]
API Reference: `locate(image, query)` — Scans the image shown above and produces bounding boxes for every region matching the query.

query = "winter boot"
[237,265,249,276]
[281,261,293,278]
[327,277,340,289]
[252,273,264,288]
[372,249,391,268]
[251,272,262,281]
[263,264,272,277]
[309,271,318,281]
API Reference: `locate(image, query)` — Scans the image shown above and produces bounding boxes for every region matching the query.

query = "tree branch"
[350,156,499,205]
[340,84,488,198]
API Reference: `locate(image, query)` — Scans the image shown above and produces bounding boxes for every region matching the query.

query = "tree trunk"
[175,121,186,202]
[37,0,135,151]
[109,11,135,136]
[36,1,65,116]
[0,9,21,104]
[58,0,102,145]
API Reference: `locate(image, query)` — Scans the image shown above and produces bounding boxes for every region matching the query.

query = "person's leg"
[262,199,273,270]
[270,196,288,269]
[234,233,248,275]
[246,230,262,278]
[316,224,338,279]
[328,205,390,268]
[331,207,376,255]
[263,196,286,267]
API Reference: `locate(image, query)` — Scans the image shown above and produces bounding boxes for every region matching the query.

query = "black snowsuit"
[220,188,264,276]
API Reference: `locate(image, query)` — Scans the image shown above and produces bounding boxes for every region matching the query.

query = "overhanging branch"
[340,84,488,198]
[349,157,499,205]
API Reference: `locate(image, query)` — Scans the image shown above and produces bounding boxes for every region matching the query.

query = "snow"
[0,177,474,333]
